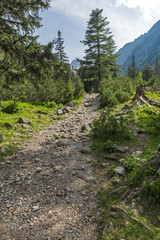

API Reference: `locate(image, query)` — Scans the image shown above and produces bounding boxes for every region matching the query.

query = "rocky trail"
[0,94,101,240]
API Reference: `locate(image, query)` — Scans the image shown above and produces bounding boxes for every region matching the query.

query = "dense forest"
[1,1,160,239]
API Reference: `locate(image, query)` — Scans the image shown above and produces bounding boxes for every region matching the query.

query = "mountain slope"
[117,20,160,73]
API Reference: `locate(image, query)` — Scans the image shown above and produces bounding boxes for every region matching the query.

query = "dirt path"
[0,94,100,240]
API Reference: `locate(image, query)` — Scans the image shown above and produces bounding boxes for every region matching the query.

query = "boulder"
[18,117,32,124]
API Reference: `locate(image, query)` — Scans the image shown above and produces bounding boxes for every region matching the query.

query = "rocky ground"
[0,94,101,240]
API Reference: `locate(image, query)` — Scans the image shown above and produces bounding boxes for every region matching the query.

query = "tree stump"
[133,84,148,102]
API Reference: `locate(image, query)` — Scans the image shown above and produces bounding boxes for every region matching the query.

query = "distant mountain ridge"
[117,20,160,73]
[70,59,80,69]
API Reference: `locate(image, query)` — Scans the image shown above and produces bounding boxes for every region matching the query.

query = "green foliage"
[92,110,133,142]
[143,177,160,202]
[99,75,134,107]
[92,140,117,153]
[79,8,119,92]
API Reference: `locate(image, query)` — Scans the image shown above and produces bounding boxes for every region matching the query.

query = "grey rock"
[137,205,144,213]
[101,162,110,167]
[117,146,129,153]
[81,123,91,132]
[32,206,39,212]
[84,102,92,107]
[18,117,32,124]
[110,211,117,218]
[0,134,4,141]
[109,186,127,196]
[57,109,64,115]
[115,166,125,176]
[109,222,114,230]
[63,107,71,113]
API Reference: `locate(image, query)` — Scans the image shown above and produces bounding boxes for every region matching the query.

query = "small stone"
[18,117,32,124]
[115,166,125,176]
[101,162,110,167]
[117,146,129,153]
[57,109,63,115]
[10,226,15,231]
[110,211,117,218]
[138,205,144,213]
[84,102,92,107]
[32,206,39,212]
[109,222,114,230]
[81,123,91,132]
[35,167,42,173]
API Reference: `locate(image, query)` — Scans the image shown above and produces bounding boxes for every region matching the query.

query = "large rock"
[18,117,32,124]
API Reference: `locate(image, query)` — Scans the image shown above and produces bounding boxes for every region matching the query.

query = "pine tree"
[154,52,160,77]
[130,53,137,78]
[80,8,119,92]
[53,30,68,63]
[142,64,153,81]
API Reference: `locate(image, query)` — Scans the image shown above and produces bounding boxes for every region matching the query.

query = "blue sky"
[35,0,160,62]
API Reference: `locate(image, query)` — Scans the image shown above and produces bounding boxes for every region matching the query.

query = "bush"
[92,110,133,142]
[99,76,134,108]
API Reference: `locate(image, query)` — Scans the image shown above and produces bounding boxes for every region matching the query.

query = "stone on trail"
[57,109,64,115]
[81,123,91,132]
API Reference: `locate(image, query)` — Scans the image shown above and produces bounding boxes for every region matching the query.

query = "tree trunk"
[132,84,148,102]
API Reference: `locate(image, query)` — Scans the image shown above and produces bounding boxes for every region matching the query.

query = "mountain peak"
[117,20,160,73]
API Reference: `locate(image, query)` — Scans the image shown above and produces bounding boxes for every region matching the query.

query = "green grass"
[93,90,160,240]
[0,101,63,161]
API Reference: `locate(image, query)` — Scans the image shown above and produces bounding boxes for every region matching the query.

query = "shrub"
[99,76,134,108]
[92,110,133,142]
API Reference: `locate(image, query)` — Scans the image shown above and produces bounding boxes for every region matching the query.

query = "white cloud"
[116,0,160,21]
[47,0,160,59]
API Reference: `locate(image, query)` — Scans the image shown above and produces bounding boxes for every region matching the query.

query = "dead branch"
[111,206,155,232]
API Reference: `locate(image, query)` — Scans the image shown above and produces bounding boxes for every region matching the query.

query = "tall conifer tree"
[53,30,68,63]
[80,8,119,92]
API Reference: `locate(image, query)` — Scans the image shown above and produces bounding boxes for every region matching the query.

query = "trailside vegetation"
[0,0,84,115]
